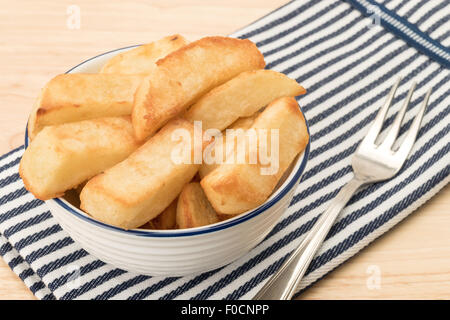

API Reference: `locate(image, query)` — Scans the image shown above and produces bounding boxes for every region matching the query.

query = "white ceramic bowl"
[25,46,310,276]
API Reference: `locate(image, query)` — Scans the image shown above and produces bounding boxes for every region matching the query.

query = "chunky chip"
[132,36,266,141]
[185,70,305,130]
[28,74,144,139]
[201,97,309,214]
[20,116,141,200]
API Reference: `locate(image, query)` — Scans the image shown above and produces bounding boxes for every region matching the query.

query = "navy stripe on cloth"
[0,157,20,174]
[0,199,44,224]
[19,268,36,281]
[37,249,88,277]
[3,210,52,238]
[0,187,28,206]
[14,224,62,251]
[0,146,23,163]
[95,275,150,300]
[0,241,13,255]
[127,277,179,300]
[48,259,105,291]
[61,269,127,300]
[0,173,21,188]
[25,237,74,264]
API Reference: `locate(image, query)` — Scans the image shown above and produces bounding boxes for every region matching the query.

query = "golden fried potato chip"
[80,118,208,229]
[139,198,177,230]
[201,97,309,214]
[152,198,178,229]
[176,182,219,229]
[100,35,188,74]
[132,36,265,141]
[198,111,260,179]
[28,74,144,139]
[20,116,141,200]
[185,70,305,130]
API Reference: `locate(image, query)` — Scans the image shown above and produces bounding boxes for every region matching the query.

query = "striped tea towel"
[0,0,449,300]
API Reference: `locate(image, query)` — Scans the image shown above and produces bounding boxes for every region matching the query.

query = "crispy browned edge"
[100,34,188,73]
[132,71,184,141]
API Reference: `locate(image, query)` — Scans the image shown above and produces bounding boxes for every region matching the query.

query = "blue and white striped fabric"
[0,0,449,300]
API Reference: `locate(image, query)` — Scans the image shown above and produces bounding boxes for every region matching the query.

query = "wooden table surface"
[0,0,449,300]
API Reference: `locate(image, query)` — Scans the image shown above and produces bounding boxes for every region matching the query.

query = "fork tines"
[362,77,432,157]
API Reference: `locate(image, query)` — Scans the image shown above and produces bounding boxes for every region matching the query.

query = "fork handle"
[253,176,365,300]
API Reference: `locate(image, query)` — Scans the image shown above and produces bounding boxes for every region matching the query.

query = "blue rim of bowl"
[25,45,310,237]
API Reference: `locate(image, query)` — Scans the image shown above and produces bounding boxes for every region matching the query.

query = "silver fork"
[254,77,432,300]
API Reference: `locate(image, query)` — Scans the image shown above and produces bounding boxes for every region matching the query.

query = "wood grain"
[0,0,449,300]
